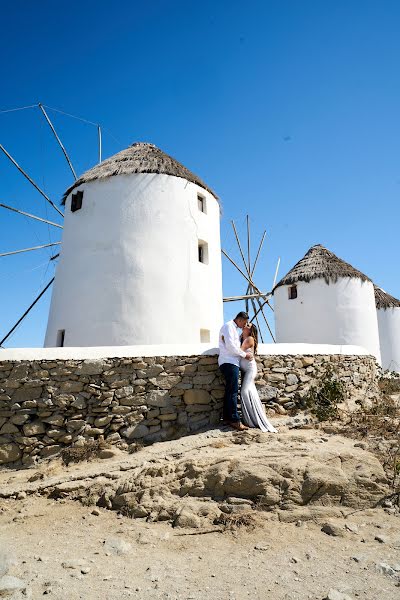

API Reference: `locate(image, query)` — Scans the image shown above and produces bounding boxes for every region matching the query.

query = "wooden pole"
[0,278,54,347]
[38,103,77,180]
[245,216,251,314]
[257,302,276,342]
[250,292,264,343]
[231,221,277,340]
[98,125,102,164]
[0,242,60,258]
[251,231,266,277]
[223,292,271,302]
[272,256,281,288]
[0,144,64,217]
[0,202,63,228]
[221,249,255,287]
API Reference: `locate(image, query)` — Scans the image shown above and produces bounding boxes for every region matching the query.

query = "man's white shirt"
[218,320,247,367]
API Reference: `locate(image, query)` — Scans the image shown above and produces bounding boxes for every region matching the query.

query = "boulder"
[184,389,211,405]
[146,390,172,408]
[0,575,27,595]
[257,385,278,401]
[75,359,107,375]
[120,424,149,440]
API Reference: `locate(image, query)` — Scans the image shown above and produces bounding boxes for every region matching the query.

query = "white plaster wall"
[0,343,372,362]
[45,173,223,347]
[274,278,381,363]
[377,307,400,372]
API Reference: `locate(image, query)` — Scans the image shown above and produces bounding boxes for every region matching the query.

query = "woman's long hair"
[241,322,259,355]
[250,323,259,355]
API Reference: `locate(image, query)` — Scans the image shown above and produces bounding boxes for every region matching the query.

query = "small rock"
[174,510,200,529]
[324,589,353,600]
[375,562,396,577]
[351,556,364,563]
[104,537,132,555]
[81,567,91,574]
[354,442,368,450]
[62,559,89,570]
[295,520,303,527]
[254,544,269,551]
[345,523,359,534]
[321,522,345,537]
[0,552,14,578]
[0,443,21,465]
[91,509,100,516]
[374,535,388,544]
[98,449,118,460]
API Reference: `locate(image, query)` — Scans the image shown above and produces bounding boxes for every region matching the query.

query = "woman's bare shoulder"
[241,336,254,350]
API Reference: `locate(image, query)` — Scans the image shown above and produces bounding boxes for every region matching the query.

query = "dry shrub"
[305,365,345,421]
[61,439,110,466]
[210,440,230,449]
[128,442,144,454]
[341,373,400,503]
[214,511,259,531]
[231,433,252,446]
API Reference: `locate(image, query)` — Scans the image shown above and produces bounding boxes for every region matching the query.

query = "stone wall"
[0,353,380,466]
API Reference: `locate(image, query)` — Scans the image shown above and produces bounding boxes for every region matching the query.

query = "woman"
[240,323,277,433]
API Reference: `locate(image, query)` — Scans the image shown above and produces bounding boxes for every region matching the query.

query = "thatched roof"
[62,142,217,203]
[274,244,372,290]
[374,285,400,310]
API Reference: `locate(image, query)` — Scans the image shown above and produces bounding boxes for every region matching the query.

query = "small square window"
[288,285,297,300]
[198,240,209,264]
[71,190,83,212]
[200,329,210,343]
[197,194,206,213]
[56,329,65,347]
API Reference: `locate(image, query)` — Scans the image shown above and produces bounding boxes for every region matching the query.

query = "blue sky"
[1,0,399,346]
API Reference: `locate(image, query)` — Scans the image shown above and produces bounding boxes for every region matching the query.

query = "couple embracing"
[218,311,277,433]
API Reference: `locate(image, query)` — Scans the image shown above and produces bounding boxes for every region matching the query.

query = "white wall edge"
[0,343,373,362]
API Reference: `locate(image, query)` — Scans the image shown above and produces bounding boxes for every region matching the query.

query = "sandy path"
[1,495,399,600]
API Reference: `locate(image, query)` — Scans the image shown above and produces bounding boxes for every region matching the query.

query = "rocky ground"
[0,425,399,599]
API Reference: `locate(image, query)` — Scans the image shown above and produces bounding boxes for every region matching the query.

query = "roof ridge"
[274,245,372,290]
[374,285,400,309]
[62,142,217,203]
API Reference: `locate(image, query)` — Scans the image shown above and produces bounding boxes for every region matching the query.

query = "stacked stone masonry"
[0,354,379,466]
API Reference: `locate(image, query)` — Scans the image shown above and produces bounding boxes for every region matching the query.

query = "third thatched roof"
[62,142,217,203]
[274,244,372,290]
[374,285,400,310]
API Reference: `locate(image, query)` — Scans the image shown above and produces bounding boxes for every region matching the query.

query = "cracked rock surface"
[0,428,390,528]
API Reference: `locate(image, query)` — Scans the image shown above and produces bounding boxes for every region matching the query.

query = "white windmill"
[45,142,223,347]
[272,244,381,362]
[1,106,224,348]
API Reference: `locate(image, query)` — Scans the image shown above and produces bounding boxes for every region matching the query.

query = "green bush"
[305,365,345,421]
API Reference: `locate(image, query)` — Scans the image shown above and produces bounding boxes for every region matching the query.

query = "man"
[218,311,253,431]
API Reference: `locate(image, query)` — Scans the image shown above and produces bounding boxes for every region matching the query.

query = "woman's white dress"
[240,347,277,433]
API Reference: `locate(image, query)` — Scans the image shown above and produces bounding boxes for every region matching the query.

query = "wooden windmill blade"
[0,102,106,346]
[222,215,276,342]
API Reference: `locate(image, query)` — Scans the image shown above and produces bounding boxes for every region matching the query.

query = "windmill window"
[288,285,297,300]
[198,240,209,264]
[197,193,206,213]
[71,190,83,212]
[200,328,210,343]
[56,329,65,347]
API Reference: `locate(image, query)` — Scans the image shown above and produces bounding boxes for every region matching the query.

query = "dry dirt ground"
[1,426,399,600]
